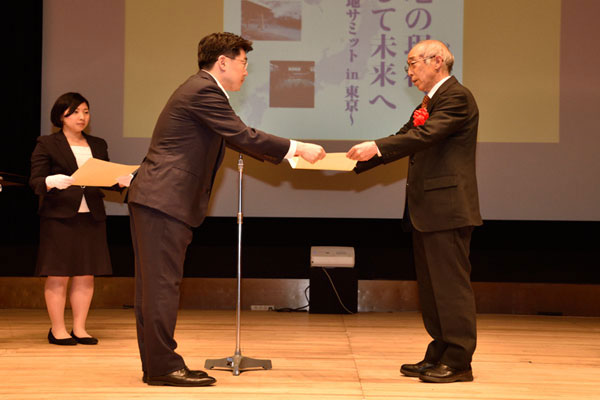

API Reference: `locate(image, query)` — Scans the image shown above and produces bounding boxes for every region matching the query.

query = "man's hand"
[295,142,326,164]
[346,141,378,161]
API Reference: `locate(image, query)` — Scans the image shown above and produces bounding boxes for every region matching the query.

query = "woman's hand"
[116,174,133,188]
[45,174,74,191]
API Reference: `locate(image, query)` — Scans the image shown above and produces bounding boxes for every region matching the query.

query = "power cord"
[275,285,309,312]
[320,267,354,314]
[274,268,355,314]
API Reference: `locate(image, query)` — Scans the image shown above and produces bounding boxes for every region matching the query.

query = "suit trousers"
[412,226,477,369]
[128,202,193,377]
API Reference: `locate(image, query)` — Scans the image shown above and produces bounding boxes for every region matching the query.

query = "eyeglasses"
[404,55,436,73]
[226,56,248,70]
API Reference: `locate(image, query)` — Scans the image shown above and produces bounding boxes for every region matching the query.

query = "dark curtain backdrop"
[1,1,598,284]
[1,1,42,274]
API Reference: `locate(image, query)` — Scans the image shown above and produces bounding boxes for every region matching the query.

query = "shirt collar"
[201,69,229,99]
[427,75,452,99]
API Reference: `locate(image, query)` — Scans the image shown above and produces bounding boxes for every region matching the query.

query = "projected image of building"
[242,0,301,41]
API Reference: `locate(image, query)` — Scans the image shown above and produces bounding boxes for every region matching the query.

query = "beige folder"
[71,158,139,187]
[288,152,357,171]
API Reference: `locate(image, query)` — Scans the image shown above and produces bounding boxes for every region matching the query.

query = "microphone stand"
[204,154,272,376]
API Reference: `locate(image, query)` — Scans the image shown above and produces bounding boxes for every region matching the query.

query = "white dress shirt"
[70,145,92,213]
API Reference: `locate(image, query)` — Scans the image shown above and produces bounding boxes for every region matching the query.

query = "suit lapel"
[53,131,79,173]
[84,133,101,159]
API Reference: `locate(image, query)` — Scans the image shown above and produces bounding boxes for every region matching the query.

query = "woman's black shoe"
[48,329,77,345]
[70,331,99,345]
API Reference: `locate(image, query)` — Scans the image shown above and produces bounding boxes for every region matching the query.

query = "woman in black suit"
[30,92,130,346]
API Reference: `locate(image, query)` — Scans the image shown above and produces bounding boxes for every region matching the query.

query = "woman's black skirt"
[35,213,112,276]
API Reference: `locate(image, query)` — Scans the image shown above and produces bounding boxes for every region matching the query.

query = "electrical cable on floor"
[275,285,310,312]
[321,267,354,314]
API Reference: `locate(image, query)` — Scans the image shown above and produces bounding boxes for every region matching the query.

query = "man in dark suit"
[127,32,325,387]
[347,40,482,383]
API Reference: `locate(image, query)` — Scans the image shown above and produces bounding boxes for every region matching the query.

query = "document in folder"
[71,158,139,187]
[289,152,357,171]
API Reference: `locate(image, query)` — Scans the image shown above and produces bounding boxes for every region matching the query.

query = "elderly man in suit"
[347,40,482,383]
[127,32,325,387]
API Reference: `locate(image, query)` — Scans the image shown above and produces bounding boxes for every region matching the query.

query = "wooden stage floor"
[1,309,599,399]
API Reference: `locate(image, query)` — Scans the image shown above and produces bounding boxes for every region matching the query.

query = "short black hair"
[197,32,253,70]
[50,92,89,128]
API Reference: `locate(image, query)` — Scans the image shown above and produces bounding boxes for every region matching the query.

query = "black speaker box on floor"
[309,267,357,314]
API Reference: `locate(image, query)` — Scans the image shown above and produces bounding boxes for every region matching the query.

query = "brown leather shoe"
[419,363,473,383]
[143,367,209,383]
[146,367,216,386]
[400,360,436,377]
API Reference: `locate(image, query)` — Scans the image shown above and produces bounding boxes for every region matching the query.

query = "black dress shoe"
[48,329,77,346]
[400,360,436,377]
[142,367,209,383]
[70,331,98,345]
[146,367,216,387]
[419,362,473,383]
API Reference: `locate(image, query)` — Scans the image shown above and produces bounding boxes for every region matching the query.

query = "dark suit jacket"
[128,70,291,227]
[29,131,110,221]
[355,76,482,232]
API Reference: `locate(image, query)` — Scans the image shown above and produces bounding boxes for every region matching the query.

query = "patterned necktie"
[421,95,430,110]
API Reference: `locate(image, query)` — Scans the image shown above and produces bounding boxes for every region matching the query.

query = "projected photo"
[226,0,465,141]
[269,61,314,108]
[241,0,301,41]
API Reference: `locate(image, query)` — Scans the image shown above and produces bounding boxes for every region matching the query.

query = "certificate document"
[288,152,357,171]
[71,158,139,187]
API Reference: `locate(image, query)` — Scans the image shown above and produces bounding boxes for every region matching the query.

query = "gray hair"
[417,40,454,74]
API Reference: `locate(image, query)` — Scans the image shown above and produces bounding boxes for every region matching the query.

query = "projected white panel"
[224,0,463,140]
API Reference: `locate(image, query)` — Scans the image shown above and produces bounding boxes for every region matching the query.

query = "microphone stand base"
[205,352,272,376]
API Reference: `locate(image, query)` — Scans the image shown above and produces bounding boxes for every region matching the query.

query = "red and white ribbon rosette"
[412,107,429,127]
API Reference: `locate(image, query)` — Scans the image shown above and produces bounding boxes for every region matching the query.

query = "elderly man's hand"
[346,141,378,161]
